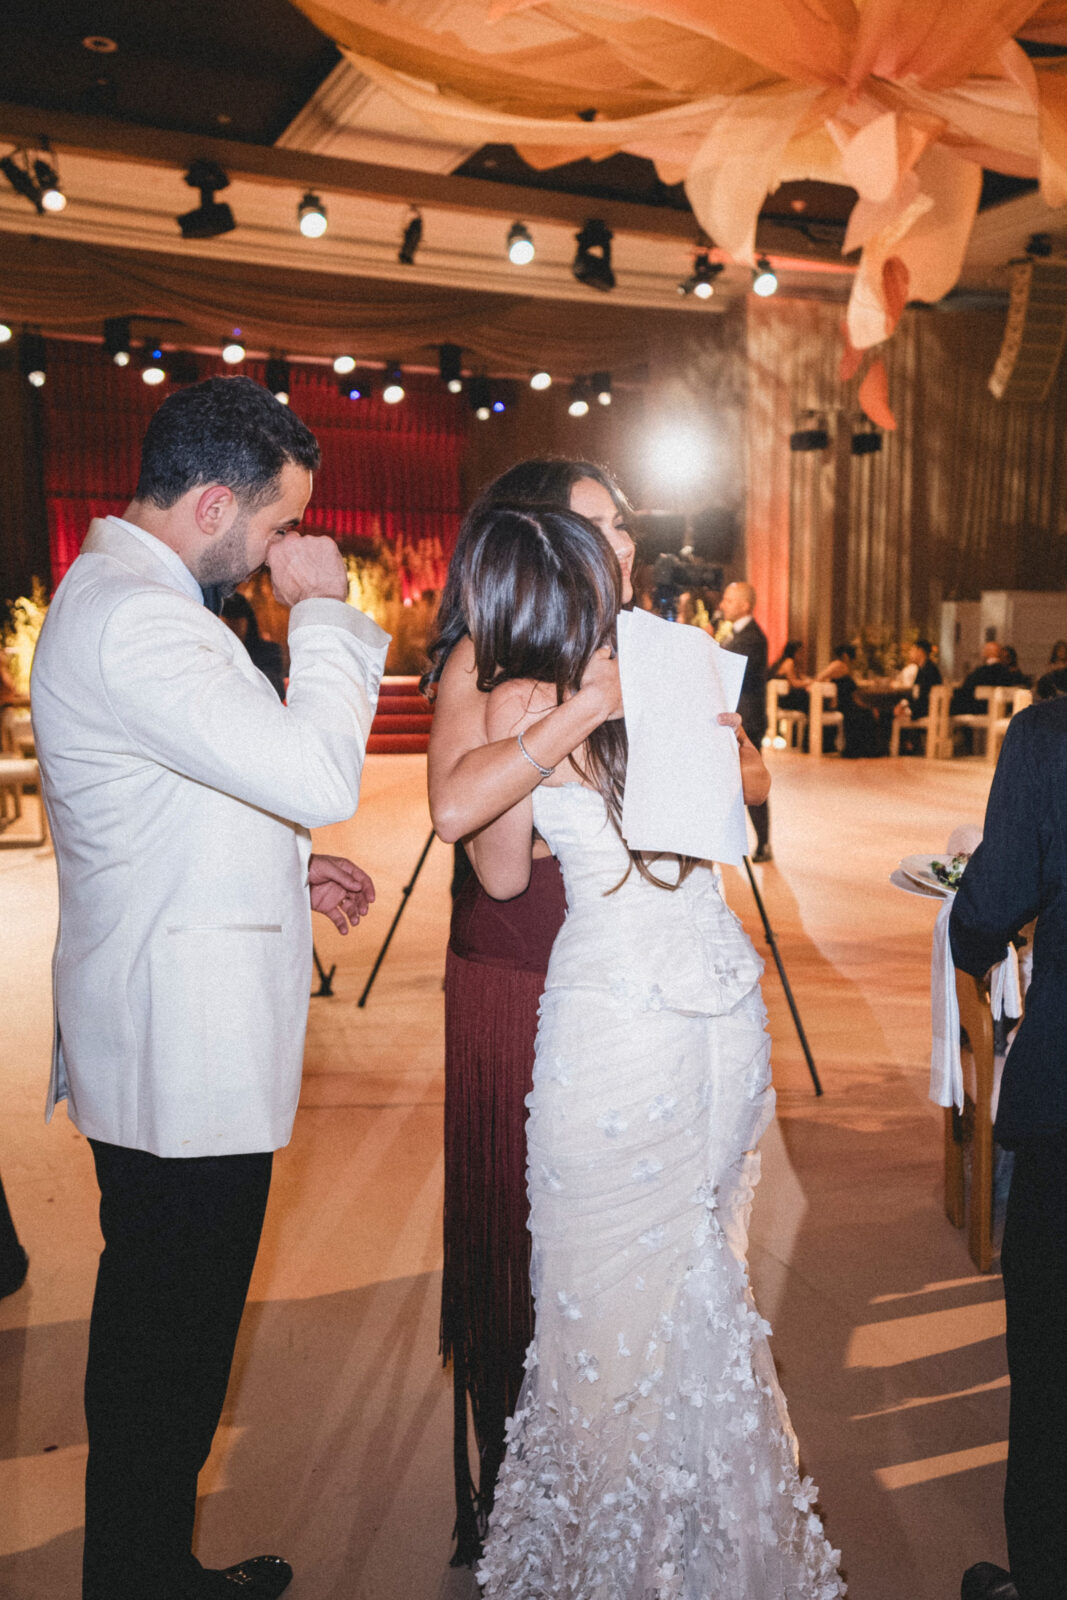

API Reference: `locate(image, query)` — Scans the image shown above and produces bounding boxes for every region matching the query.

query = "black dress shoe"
[193,1556,293,1597]
[961,1564,1019,1600]
[0,1245,28,1300]
[751,845,774,864]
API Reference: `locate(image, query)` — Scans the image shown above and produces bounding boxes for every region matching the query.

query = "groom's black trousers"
[1001,1129,1067,1600]
[83,1139,272,1600]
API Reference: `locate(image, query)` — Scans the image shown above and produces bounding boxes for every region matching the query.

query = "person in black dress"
[817,644,882,758]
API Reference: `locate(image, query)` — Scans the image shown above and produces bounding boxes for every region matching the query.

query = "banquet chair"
[989,686,1033,763]
[946,969,997,1272]
[888,683,950,758]
[0,757,49,849]
[949,684,1012,759]
[807,681,843,758]
[764,679,807,749]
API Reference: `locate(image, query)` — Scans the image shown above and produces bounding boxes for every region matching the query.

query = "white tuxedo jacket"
[31,517,389,1158]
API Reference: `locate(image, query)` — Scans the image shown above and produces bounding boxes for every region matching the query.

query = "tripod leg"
[311,944,336,998]
[358,831,437,1008]
[743,857,823,1097]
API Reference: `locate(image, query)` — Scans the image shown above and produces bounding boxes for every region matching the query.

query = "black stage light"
[789,410,829,451]
[398,209,422,265]
[851,426,882,455]
[568,377,591,418]
[1,150,43,212]
[469,374,491,420]
[265,356,291,404]
[592,371,612,407]
[438,343,463,393]
[178,161,235,240]
[33,157,66,212]
[506,221,535,265]
[678,251,724,299]
[20,330,47,387]
[104,316,132,367]
[572,219,615,292]
[298,192,327,239]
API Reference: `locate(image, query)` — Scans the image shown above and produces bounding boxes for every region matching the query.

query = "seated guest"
[1035,666,1067,701]
[1000,645,1030,689]
[893,639,941,726]
[950,642,1014,717]
[768,640,810,712]
[1049,639,1067,667]
[817,643,881,757]
[221,593,286,702]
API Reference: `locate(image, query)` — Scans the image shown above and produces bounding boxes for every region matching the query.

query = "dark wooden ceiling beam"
[0,100,705,243]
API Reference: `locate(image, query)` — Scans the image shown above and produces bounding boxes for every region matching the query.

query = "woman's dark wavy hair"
[421,457,632,696]
[769,638,802,676]
[457,502,694,892]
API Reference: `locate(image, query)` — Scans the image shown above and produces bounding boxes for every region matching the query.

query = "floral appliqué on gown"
[477,785,845,1600]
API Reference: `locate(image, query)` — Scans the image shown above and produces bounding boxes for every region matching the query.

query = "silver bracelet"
[517,729,555,779]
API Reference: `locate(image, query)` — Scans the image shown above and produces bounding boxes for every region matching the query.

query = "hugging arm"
[427,638,621,844]
[718,712,772,806]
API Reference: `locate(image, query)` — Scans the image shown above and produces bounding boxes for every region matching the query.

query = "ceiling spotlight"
[333,354,356,375]
[20,331,46,388]
[0,322,11,345]
[265,356,291,404]
[492,398,506,413]
[141,343,166,386]
[469,375,491,421]
[592,371,612,407]
[104,316,131,367]
[789,414,830,452]
[568,378,591,418]
[2,143,67,215]
[221,329,245,365]
[34,159,66,212]
[752,257,778,297]
[398,209,422,266]
[679,251,724,300]
[530,369,551,391]
[338,376,365,401]
[382,363,405,404]
[507,221,535,266]
[438,343,463,393]
[298,192,328,239]
[572,219,615,292]
[178,160,235,240]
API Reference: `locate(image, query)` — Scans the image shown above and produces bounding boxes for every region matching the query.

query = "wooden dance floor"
[0,750,1009,1598]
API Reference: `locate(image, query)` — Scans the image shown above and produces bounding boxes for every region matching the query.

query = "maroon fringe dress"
[442,852,567,1564]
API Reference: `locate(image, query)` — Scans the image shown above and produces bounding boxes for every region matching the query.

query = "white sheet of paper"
[616,608,749,865]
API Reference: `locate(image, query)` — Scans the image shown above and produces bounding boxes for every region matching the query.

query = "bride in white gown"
[457,504,845,1600]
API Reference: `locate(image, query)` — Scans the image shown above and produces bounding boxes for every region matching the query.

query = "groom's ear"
[193,484,238,538]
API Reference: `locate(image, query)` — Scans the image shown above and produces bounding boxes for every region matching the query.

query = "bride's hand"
[579,647,624,722]
[718,713,771,804]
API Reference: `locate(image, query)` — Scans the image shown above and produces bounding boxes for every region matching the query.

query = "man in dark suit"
[951,697,1067,1600]
[718,581,771,861]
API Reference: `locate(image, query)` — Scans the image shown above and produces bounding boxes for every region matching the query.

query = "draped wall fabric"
[745,297,1067,667]
[39,341,467,592]
[0,232,719,382]
[291,0,1067,355]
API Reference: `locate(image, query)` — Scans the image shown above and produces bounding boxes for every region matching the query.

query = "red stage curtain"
[40,340,467,592]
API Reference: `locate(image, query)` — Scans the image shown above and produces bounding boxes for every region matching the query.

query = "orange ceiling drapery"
[292,0,1067,355]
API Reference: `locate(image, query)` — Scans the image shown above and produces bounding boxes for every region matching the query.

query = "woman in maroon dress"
[423,460,635,1562]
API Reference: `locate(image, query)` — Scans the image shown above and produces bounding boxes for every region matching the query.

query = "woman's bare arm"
[427,637,621,843]
[719,712,771,806]
[461,679,560,899]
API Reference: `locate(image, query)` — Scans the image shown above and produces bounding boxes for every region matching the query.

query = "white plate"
[889,867,950,900]
[900,853,963,893]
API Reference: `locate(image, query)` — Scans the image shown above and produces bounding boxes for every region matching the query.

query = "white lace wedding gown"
[477,784,845,1600]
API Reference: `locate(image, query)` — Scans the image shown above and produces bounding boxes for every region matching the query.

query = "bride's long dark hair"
[421,457,632,698]
[458,503,694,892]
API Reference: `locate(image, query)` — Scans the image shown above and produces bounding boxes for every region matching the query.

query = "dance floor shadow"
[0,1273,458,1600]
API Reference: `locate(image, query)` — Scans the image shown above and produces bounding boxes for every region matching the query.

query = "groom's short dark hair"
[135,375,321,510]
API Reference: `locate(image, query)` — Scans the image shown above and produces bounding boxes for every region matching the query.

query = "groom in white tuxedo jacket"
[31,377,388,1600]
